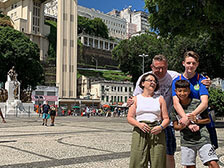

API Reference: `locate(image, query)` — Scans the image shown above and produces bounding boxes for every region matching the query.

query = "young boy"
[170,80,220,168]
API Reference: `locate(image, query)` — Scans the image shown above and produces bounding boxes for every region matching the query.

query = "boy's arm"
[196,118,210,125]
[173,121,184,131]
[188,113,211,125]
[173,96,189,126]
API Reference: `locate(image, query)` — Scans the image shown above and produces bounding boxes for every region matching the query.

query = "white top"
[136,94,161,122]
[133,70,180,114]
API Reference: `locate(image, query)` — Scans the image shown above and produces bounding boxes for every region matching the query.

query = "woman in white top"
[127,73,169,168]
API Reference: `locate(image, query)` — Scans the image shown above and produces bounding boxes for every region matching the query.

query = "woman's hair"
[184,51,199,62]
[175,80,190,89]
[139,73,159,91]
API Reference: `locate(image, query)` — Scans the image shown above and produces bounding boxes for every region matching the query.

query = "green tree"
[78,15,109,39]
[208,87,224,116]
[112,33,164,84]
[45,20,57,61]
[0,26,44,89]
[145,0,224,78]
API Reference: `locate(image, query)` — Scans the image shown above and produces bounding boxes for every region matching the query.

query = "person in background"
[50,105,56,126]
[127,73,169,168]
[86,106,90,118]
[42,101,50,126]
[0,108,6,123]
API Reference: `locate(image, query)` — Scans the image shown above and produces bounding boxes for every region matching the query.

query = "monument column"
[56,0,77,99]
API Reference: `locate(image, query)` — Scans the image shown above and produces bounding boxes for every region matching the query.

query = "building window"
[32,1,41,34]
[125,87,127,92]
[125,96,127,102]
[101,95,105,101]
[35,91,44,95]
[106,96,109,102]
[114,96,116,102]
[47,92,56,96]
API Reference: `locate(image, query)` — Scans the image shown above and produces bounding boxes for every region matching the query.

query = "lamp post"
[139,54,149,73]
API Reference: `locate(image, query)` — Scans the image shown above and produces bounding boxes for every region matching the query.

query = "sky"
[78,0,147,13]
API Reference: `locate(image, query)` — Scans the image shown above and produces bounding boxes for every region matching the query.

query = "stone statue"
[13,81,19,99]
[8,66,17,81]
[7,67,20,99]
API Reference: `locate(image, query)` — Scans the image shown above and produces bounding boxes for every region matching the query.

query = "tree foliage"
[0,26,44,89]
[45,20,57,60]
[112,33,223,85]
[145,0,224,37]
[209,88,224,116]
[112,33,164,84]
[78,16,109,39]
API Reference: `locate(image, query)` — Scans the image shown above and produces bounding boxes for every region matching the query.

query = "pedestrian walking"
[0,108,6,123]
[42,101,50,126]
[50,105,56,126]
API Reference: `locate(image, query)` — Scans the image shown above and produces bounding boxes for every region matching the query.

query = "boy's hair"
[175,80,190,89]
[139,73,159,91]
[184,51,199,62]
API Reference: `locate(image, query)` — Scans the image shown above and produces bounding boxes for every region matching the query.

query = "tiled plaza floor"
[0,116,223,168]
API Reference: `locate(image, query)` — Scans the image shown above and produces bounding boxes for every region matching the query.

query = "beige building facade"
[0,0,51,61]
[56,0,77,102]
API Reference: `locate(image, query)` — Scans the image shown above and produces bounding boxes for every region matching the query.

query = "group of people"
[41,101,56,126]
[127,51,220,168]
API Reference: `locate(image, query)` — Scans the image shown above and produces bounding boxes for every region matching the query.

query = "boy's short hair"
[175,80,190,89]
[139,73,159,91]
[184,51,199,62]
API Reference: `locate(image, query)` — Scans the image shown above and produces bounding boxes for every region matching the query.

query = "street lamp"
[139,53,149,73]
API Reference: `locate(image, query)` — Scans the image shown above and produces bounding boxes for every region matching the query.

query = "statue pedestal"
[5,78,21,116]
[2,68,36,117]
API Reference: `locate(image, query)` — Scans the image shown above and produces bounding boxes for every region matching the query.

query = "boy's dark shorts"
[165,126,176,155]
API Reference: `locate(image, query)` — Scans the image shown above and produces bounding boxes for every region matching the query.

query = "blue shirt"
[172,73,209,99]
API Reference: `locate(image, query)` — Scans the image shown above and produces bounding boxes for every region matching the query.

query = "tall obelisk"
[56,0,77,100]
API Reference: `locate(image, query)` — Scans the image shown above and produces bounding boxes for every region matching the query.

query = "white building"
[90,80,133,106]
[118,6,150,38]
[44,1,127,40]
[0,0,51,61]
[32,85,59,105]
[79,34,117,51]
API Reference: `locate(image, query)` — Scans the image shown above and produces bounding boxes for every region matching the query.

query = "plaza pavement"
[0,115,223,168]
